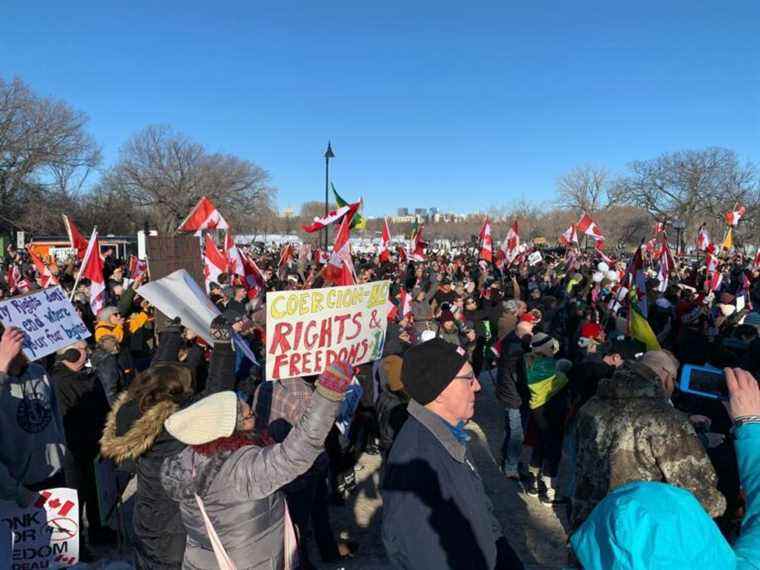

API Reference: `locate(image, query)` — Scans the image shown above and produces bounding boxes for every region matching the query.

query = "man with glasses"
[570,349,726,532]
[381,338,523,569]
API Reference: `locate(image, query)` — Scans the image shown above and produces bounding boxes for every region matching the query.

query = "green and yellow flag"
[331,183,366,230]
[628,293,661,352]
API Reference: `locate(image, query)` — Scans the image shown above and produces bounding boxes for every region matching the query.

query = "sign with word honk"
[266,281,391,380]
[0,286,90,361]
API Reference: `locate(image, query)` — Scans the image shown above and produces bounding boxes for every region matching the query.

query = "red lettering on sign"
[304,320,318,350]
[288,353,302,378]
[269,323,293,355]
[334,314,350,344]
[319,318,332,348]
[346,312,362,341]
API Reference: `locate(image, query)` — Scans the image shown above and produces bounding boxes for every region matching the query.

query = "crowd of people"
[1,234,759,569]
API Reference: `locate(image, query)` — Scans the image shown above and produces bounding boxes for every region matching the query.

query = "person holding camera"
[571,367,760,569]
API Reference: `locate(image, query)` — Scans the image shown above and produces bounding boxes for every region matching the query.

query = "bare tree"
[104,125,276,234]
[556,165,611,214]
[612,148,759,233]
[0,76,100,234]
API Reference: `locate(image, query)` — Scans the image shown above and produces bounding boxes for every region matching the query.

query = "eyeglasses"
[453,373,478,387]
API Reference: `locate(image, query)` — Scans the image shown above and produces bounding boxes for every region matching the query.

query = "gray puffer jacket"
[161,392,340,570]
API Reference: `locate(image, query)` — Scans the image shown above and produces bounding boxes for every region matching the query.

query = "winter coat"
[411,275,438,333]
[571,423,760,570]
[100,337,234,570]
[495,331,529,409]
[50,362,109,461]
[382,401,505,570]
[160,392,341,570]
[91,348,126,406]
[0,363,67,501]
[376,389,408,453]
[571,361,726,532]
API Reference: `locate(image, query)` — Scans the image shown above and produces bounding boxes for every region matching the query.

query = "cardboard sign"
[0,487,80,568]
[528,251,543,266]
[0,287,90,360]
[138,269,257,364]
[266,281,391,380]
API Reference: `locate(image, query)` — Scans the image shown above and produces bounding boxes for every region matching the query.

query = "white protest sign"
[0,487,79,568]
[49,247,78,263]
[0,287,90,361]
[266,281,391,380]
[528,251,543,266]
[138,270,257,364]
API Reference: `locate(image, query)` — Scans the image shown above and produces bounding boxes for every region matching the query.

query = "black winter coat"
[382,401,520,570]
[495,331,530,409]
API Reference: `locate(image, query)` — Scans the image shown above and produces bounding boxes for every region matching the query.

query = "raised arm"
[227,362,353,499]
[725,368,760,568]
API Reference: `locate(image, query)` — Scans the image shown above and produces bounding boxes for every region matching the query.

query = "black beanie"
[402,338,468,405]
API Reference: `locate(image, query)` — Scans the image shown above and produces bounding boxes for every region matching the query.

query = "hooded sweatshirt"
[0,363,67,501]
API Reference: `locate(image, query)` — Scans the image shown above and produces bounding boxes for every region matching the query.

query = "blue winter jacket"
[571,423,760,569]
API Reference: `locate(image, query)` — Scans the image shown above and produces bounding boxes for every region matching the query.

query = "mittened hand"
[317,361,355,401]
[209,316,232,343]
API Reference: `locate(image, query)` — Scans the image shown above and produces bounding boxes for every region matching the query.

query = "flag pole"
[69,226,97,301]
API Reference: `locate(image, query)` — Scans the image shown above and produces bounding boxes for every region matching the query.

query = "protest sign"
[138,269,257,364]
[266,281,391,380]
[528,251,543,266]
[0,487,79,568]
[0,286,90,361]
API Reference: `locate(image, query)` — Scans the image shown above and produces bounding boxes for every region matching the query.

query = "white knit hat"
[164,391,238,445]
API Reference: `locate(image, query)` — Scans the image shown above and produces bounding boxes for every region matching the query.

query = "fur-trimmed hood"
[100,391,180,464]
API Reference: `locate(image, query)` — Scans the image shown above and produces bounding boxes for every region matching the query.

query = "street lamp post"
[672,219,687,257]
[323,142,335,250]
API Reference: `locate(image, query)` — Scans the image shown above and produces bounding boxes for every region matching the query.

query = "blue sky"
[2,1,758,217]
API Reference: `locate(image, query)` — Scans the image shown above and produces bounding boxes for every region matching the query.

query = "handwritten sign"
[0,487,80,568]
[528,251,543,266]
[266,281,391,380]
[0,287,90,361]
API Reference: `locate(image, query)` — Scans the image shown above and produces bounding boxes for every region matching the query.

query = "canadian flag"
[559,224,578,246]
[595,240,614,265]
[577,213,604,240]
[27,247,58,288]
[223,231,245,278]
[203,234,228,291]
[6,264,21,294]
[78,229,106,315]
[177,196,229,234]
[410,226,426,262]
[707,270,723,293]
[240,252,267,298]
[323,208,357,285]
[500,221,520,265]
[379,218,392,263]
[479,218,493,262]
[725,204,746,227]
[398,288,412,319]
[653,221,666,235]
[278,243,294,276]
[128,255,148,281]
[302,203,359,233]
[656,238,675,292]
[705,244,719,274]
[696,224,710,251]
[62,215,89,260]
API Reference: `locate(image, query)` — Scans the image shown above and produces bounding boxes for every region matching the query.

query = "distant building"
[429,207,440,216]
[414,208,427,216]
[281,207,295,218]
[397,207,409,216]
